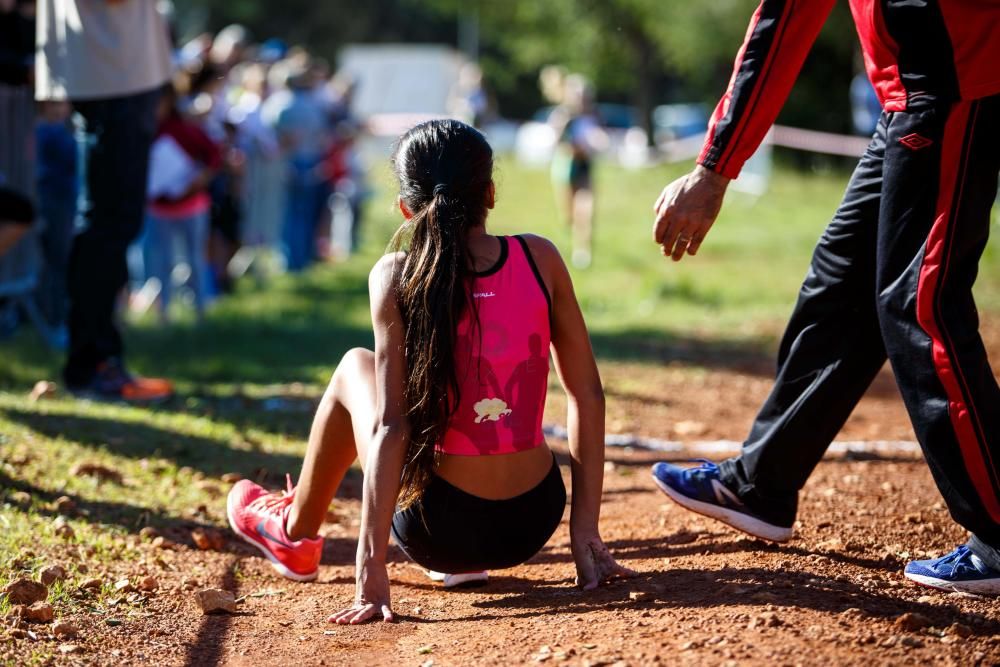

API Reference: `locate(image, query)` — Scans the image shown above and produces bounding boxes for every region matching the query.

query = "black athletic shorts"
[390,455,566,573]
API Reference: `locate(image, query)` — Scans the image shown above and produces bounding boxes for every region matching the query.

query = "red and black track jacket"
[698,0,1000,179]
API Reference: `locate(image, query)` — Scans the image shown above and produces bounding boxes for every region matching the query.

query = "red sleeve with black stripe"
[698,0,837,180]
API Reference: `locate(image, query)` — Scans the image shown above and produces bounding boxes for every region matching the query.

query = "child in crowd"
[144,84,220,322]
[227,120,633,623]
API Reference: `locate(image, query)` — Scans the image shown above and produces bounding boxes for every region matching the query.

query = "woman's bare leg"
[286,347,376,540]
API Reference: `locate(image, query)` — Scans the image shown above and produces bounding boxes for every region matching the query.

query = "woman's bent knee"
[329,348,375,396]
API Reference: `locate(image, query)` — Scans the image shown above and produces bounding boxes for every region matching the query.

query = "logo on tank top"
[473,397,511,423]
[473,291,496,299]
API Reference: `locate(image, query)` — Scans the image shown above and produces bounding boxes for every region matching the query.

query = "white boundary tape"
[661,125,871,164]
[542,424,921,456]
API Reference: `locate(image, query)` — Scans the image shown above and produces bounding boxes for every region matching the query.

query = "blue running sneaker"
[905,545,1000,595]
[651,460,793,542]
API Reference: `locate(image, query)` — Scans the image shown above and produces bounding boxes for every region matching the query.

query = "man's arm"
[654,0,837,261]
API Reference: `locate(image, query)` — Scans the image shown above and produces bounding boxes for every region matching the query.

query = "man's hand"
[652,165,731,261]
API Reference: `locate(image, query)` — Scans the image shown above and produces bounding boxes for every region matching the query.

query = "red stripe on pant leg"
[716,1,794,171]
[698,3,765,168]
[915,101,1000,523]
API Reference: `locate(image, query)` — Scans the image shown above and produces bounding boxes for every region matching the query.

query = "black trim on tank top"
[473,235,508,277]
[513,235,553,319]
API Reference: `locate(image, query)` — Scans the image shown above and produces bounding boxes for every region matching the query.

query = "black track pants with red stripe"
[719,94,1000,568]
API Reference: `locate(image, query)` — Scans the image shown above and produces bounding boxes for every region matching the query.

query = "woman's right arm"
[330,254,410,625]
[526,236,635,589]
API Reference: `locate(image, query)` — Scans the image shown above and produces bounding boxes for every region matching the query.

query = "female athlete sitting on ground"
[227,119,633,624]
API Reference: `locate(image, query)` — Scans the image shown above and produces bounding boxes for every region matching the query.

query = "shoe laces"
[248,474,297,516]
[682,458,720,474]
[935,545,980,575]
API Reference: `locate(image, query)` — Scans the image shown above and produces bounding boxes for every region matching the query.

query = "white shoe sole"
[426,570,489,588]
[905,571,1000,595]
[226,491,318,583]
[652,475,793,543]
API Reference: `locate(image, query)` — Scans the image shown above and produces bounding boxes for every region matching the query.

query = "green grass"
[1,157,999,661]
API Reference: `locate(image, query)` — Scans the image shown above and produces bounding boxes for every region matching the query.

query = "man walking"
[651,0,1000,595]
[36,0,174,401]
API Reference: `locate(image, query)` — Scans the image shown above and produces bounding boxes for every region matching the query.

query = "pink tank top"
[437,236,552,456]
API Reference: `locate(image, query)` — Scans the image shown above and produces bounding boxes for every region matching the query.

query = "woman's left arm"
[329,254,410,624]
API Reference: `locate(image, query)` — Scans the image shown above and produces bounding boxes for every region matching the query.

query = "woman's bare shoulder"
[369,252,406,295]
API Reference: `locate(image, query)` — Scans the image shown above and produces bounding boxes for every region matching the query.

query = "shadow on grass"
[0,469,230,548]
[1,406,303,481]
[0,266,374,391]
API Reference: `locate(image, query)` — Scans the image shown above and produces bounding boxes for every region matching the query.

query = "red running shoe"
[227,475,322,582]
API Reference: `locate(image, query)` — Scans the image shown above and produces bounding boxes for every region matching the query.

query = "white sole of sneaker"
[226,492,318,583]
[905,571,1000,595]
[426,570,489,588]
[652,475,793,543]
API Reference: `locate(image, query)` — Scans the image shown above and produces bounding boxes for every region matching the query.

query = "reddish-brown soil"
[10,333,1000,666]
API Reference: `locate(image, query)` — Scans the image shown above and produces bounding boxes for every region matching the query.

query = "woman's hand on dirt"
[328,561,394,624]
[652,165,730,261]
[571,532,637,591]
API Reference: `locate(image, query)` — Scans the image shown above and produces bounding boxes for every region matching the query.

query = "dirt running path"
[95,447,1000,667]
[81,354,1000,667]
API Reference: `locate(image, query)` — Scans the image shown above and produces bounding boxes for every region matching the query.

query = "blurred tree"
[173,0,860,139]
[427,0,858,138]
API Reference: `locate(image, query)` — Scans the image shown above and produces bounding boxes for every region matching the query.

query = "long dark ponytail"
[389,119,494,508]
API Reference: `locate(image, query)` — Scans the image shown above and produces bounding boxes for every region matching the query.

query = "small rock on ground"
[40,565,68,586]
[196,589,237,614]
[3,579,48,605]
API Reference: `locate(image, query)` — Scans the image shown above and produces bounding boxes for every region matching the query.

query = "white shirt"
[35,0,172,101]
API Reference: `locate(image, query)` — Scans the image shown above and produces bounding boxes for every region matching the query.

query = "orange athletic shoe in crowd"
[69,357,174,403]
[227,476,322,582]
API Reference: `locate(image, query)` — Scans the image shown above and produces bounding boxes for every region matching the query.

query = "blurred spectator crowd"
[1,5,370,340]
[131,24,371,323]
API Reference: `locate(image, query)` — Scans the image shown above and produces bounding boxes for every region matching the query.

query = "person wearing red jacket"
[650,0,1000,595]
[144,85,222,323]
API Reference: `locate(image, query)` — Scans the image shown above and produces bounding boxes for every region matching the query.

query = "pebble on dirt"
[139,526,160,540]
[53,496,77,514]
[748,612,782,629]
[3,579,48,605]
[191,528,226,551]
[947,623,974,639]
[23,603,54,623]
[53,621,78,637]
[52,517,75,539]
[58,644,81,654]
[196,589,237,614]
[69,462,124,485]
[78,578,103,592]
[137,576,159,593]
[8,491,31,507]
[895,612,933,632]
[40,565,68,586]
